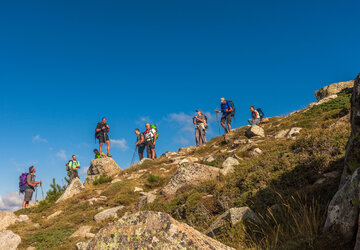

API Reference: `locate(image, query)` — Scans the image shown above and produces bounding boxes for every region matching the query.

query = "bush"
[146,173,165,188]
[93,174,113,185]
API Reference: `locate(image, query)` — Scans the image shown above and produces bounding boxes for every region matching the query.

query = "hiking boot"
[107,153,112,157]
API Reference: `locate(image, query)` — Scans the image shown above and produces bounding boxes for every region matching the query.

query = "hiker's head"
[250,105,255,111]
[135,128,140,135]
[93,149,99,154]
[102,117,107,123]
[220,98,226,104]
[196,110,202,116]
[72,155,77,160]
[29,166,35,174]
[145,123,151,129]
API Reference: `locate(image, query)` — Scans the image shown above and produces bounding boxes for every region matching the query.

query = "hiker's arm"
[215,110,221,113]
[96,127,101,132]
[153,132,156,145]
[140,135,144,144]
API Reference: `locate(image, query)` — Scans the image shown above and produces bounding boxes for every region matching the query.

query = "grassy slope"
[10,89,352,249]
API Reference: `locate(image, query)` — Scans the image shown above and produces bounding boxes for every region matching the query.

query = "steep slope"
[4,80,356,249]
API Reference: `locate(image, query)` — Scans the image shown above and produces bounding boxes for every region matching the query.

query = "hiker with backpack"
[144,123,158,159]
[94,149,106,159]
[95,117,112,157]
[248,105,264,125]
[215,98,234,135]
[66,155,81,182]
[193,110,207,146]
[135,128,146,160]
[21,166,42,208]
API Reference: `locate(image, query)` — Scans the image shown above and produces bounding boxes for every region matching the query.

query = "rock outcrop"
[85,158,121,185]
[249,148,263,157]
[315,80,354,101]
[246,125,265,138]
[87,211,234,249]
[56,178,84,203]
[138,191,157,209]
[0,212,18,231]
[0,230,21,250]
[71,226,92,238]
[94,206,124,223]
[286,127,302,139]
[161,163,220,197]
[220,157,239,176]
[206,207,260,237]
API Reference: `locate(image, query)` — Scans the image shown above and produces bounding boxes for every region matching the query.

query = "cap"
[220,98,225,102]
[195,110,201,112]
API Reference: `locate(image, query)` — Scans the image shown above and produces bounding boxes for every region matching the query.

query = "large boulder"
[220,157,239,176]
[314,80,354,101]
[246,125,265,138]
[94,206,124,223]
[87,211,234,249]
[56,178,84,203]
[315,94,338,105]
[0,230,21,250]
[286,127,302,139]
[205,207,260,237]
[323,168,360,241]
[87,158,121,176]
[0,212,17,231]
[71,226,92,238]
[161,163,220,197]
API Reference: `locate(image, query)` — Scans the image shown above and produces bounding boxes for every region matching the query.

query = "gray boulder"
[286,127,302,139]
[206,207,260,237]
[0,212,18,230]
[0,230,21,250]
[47,210,63,220]
[220,157,239,176]
[87,158,121,176]
[249,148,263,157]
[246,125,265,138]
[161,163,220,197]
[71,226,92,238]
[315,80,354,101]
[76,241,89,250]
[203,155,216,162]
[94,206,124,223]
[138,191,157,209]
[56,178,84,203]
[15,214,30,223]
[274,129,289,139]
[87,211,234,249]
[323,168,360,241]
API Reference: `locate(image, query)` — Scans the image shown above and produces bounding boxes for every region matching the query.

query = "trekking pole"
[215,112,221,135]
[35,187,38,203]
[40,182,44,200]
[130,145,137,166]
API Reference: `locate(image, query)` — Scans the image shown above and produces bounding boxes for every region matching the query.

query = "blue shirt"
[221,101,232,115]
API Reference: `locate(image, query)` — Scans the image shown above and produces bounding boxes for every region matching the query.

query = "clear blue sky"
[0,0,359,209]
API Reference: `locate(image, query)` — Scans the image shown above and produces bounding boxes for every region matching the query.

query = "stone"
[249,148,263,157]
[56,178,84,203]
[163,152,178,158]
[178,146,196,155]
[76,241,89,250]
[161,163,220,197]
[330,113,351,128]
[138,191,157,209]
[87,157,121,176]
[246,125,265,138]
[315,80,354,101]
[315,94,338,105]
[47,210,63,220]
[110,178,122,184]
[323,168,360,241]
[286,127,302,139]
[138,158,153,165]
[274,129,289,139]
[205,207,260,237]
[323,171,340,179]
[0,212,18,230]
[15,214,30,223]
[85,233,95,239]
[84,175,101,186]
[179,156,198,165]
[260,117,270,123]
[27,247,36,250]
[314,178,326,185]
[71,226,92,238]
[220,157,239,176]
[87,196,107,205]
[0,230,21,250]
[94,206,124,223]
[87,211,234,249]
[203,155,216,162]
[33,223,40,229]
[134,187,143,192]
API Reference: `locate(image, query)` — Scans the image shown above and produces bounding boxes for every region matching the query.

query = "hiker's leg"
[199,129,205,145]
[22,200,26,208]
[151,149,155,159]
[99,142,103,154]
[195,128,200,146]
[248,119,252,125]
[106,140,111,154]
[228,123,232,132]
[146,144,151,158]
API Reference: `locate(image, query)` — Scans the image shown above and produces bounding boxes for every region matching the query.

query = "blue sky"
[0,0,359,210]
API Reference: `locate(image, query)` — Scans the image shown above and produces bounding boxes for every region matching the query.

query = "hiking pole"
[130,145,137,166]
[215,112,221,135]
[40,182,44,200]
[35,187,38,203]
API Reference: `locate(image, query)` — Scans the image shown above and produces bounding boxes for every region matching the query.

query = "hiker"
[66,155,81,182]
[135,128,146,160]
[248,105,261,125]
[22,166,42,208]
[95,117,112,157]
[193,110,207,146]
[144,123,157,159]
[215,98,233,135]
[93,149,106,159]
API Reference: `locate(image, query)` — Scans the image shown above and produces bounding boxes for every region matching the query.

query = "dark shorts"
[221,114,232,124]
[24,189,34,202]
[138,144,146,154]
[146,141,155,149]
[98,134,110,144]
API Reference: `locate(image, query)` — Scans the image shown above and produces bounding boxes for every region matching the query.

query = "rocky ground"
[1,78,359,249]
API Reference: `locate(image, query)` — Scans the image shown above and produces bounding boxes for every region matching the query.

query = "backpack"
[150,124,159,139]
[19,173,29,193]
[227,100,236,117]
[257,108,265,120]
[204,115,209,129]
[95,122,109,142]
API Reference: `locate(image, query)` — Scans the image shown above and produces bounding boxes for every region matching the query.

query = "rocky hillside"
[0,77,358,249]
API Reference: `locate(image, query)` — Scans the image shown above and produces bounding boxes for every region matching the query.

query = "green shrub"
[93,174,113,185]
[146,173,165,188]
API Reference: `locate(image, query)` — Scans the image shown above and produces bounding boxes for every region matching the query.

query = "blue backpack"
[19,173,28,193]
[257,108,265,120]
